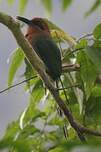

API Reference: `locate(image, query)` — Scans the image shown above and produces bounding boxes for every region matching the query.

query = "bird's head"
[17,16,50,36]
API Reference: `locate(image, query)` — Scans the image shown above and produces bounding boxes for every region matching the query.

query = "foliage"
[0,16,101,151]
[8,47,25,86]
[0,0,100,15]
[85,0,101,16]
[0,0,101,151]
[5,0,73,14]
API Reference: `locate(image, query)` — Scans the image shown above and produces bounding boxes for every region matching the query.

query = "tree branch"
[62,63,80,72]
[0,12,101,141]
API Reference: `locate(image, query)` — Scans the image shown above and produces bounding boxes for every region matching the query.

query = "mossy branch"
[0,12,101,142]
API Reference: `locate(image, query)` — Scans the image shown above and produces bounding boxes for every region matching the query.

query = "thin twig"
[0,76,37,94]
[67,47,84,56]
[0,67,79,94]
[77,33,93,42]
[57,84,80,90]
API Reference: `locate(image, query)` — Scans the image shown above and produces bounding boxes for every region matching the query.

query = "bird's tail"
[56,77,69,105]
[59,77,69,104]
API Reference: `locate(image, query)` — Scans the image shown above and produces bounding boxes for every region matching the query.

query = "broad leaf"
[19,0,28,14]
[7,0,14,5]
[49,147,67,152]
[8,47,24,86]
[30,79,44,103]
[44,19,76,47]
[77,51,97,100]
[24,59,37,90]
[85,0,101,16]
[0,138,31,152]
[91,85,101,97]
[86,46,101,73]
[2,121,20,140]
[86,95,101,124]
[71,146,101,152]
[18,125,39,138]
[93,23,101,39]
[62,0,72,11]
[22,79,45,126]
[76,39,88,48]
[42,0,52,13]
[0,121,22,151]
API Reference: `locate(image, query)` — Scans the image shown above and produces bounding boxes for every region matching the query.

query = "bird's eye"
[25,34,28,37]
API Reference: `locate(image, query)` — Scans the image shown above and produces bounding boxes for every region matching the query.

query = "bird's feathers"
[32,35,62,80]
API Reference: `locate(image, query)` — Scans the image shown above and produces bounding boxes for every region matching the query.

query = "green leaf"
[86,96,101,123]
[3,121,20,140]
[85,0,101,16]
[42,0,52,13]
[62,0,72,11]
[93,40,101,48]
[49,147,66,152]
[24,60,34,79]
[7,0,14,5]
[19,0,28,15]
[93,23,101,39]
[49,139,101,152]
[71,146,101,152]
[22,79,45,125]
[18,125,39,139]
[0,138,31,152]
[44,18,76,47]
[63,74,78,105]
[30,79,44,103]
[0,137,12,150]
[85,85,101,124]
[24,59,37,91]
[91,85,101,97]
[13,139,31,152]
[8,48,24,86]
[0,121,21,151]
[21,107,45,128]
[76,39,88,48]
[48,140,82,152]
[77,51,97,100]
[86,46,101,73]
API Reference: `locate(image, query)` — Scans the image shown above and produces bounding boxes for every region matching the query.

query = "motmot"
[17,16,62,81]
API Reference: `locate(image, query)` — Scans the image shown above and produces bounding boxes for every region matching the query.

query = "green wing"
[32,36,62,80]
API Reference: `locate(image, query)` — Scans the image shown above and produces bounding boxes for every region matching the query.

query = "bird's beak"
[17,16,31,25]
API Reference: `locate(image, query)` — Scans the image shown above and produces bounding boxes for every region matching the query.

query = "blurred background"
[0,0,100,138]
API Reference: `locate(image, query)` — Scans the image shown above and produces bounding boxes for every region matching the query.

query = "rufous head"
[17,16,50,33]
[17,16,50,42]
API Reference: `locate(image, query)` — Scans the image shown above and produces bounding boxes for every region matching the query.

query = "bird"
[17,16,62,81]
